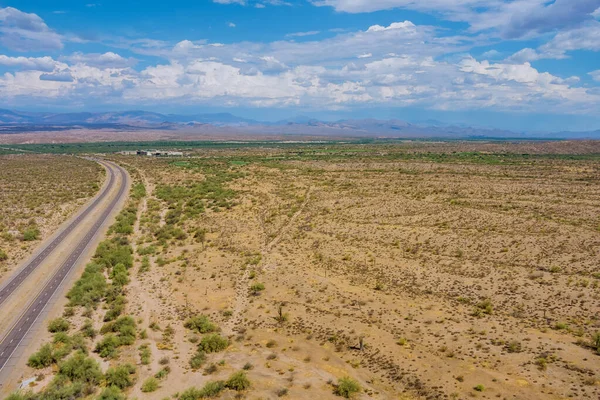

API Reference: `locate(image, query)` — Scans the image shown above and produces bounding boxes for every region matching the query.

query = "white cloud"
[314,0,600,39]
[0,13,597,117]
[0,7,63,51]
[62,52,137,69]
[0,55,57,71]
[506,21,600,62]
[39,71,74,82]
[286,30,320,38]
[366,21,416,32]
[590,70,600,81]
[481,49,500,59]
[228,22,236,28]
[505,48,541,63]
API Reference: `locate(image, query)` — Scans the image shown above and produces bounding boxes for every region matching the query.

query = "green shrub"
[474,385,485,392]
[250,282,265,295]
[472,299,493,317]
[189,350,206,369]
[36,375,84,400]
[95,334,120,358]
[22,228,40,241]
[139,344,152,365]
[506,340,522,353]
[179,381,226,400]
[97,385,126,400]
[0,248,8,261]
[81,319,97,338]
[104,363,136,389]
[58,351,102,384]
[100,315,137,346]
[334,377,361,398]
[184,315,218,333]
[141,377,159,393]
[225,371,250,391]
[27,343,55,368]
[197,334,229,353]
[67,263,107,308]
[104,296,126,322]
[48,318,70,333]
[110,264,129,287]
[94,239,133,269]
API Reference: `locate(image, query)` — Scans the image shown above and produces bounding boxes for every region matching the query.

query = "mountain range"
[1,108,599,139]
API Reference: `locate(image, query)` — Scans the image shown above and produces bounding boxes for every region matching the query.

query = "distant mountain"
[0,108,599,139]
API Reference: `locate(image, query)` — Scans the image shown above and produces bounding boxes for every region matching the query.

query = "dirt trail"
[224,186,312,335]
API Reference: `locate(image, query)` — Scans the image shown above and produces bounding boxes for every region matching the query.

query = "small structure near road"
[120,149,184,157]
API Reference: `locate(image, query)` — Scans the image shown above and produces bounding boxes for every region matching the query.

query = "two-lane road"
[0,160,129,374]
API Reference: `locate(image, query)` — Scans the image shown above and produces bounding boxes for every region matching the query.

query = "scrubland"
[9,142,600,400]
[0,155,103,281]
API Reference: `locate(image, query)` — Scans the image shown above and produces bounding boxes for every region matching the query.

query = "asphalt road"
[0,160,128,373]
[0,160,115,306]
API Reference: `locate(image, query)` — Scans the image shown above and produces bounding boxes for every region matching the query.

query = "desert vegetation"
[9,141,600,399]
[0,154,102,279]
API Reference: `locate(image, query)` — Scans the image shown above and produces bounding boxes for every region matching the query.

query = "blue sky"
[0,0,599,131]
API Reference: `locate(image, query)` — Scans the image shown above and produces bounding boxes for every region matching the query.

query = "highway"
[0,160,115,306]
[0,160,128,373]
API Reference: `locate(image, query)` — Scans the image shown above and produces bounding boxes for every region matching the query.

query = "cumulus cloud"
[39,71,74,82]
[501,0,600,38]
[590,70,600,81]
[0,55,57,71]
[0,11,597,117]
[506,21,600,62]
[366,21,416,32]
[314,0,600,39]
[62,52,137,69]
[0,7,63,51]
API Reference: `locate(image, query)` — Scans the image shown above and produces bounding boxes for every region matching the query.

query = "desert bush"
[104,364,136,389]
[58,351,102,385]
[472,299,493,317]
[141,377,159,393]
[81,319,97,338]
[95,335,120,358]
[97,386,126,400]
[197,334,229,353]
[27,344,55,369]
[100,315,137,345]
[48,318,70,333]
[334,377,361,398]
[104,296,127,322]
[22,228,40,241]
[250,282,265,295]
[225,371,250,391]
[506,341,522,353]
[94,239,133,269]
[67,263,107,308]
[110,264,129,287]
[189,350,206,369]
[179,381,225,400]
[184,315,218,333]
[139,344,152,365]
[0,248,8,261]
[154,366,171,379]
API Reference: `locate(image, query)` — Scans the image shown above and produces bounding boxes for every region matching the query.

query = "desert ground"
[4,141,600,400]
[0,155,103,281]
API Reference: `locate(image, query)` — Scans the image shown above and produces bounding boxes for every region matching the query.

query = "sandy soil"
[6,143,599,400]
